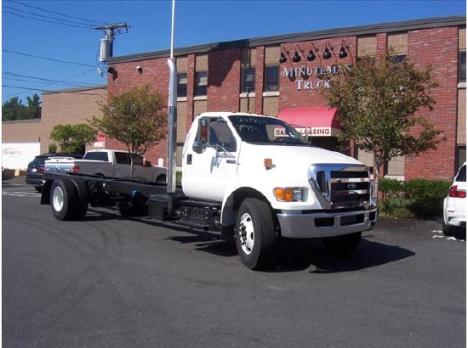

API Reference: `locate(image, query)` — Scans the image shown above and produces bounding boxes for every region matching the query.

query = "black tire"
[72,180,88,219]
[74,203,88,219]
[322,232,361,257]
[443,222,455,236]
[235,198,276,270]
[156,174,166,183]
[34,186,42,193]
[50,180,80,220]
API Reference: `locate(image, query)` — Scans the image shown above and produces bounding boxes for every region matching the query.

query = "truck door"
[114,152,132,179]
[183,117,238,202]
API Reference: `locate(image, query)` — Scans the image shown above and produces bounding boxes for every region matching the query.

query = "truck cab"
[181,112,377,267]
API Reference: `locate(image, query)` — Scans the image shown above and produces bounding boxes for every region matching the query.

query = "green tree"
[50,123,97,154]
[322,56,443,192]
[2,97,25,121]
[91,85,166,175]
[2,94,41,121]
[24,94,41,119]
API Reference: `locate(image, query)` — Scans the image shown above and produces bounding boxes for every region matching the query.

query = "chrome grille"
[309,164,371,209]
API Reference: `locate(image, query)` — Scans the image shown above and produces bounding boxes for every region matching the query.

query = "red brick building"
[106,16,466,181]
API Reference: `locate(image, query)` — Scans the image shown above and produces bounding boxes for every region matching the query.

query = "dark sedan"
[25,153,82,192]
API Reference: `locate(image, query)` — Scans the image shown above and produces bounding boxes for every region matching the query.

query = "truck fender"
[70,178,89,203]
[221,186,271,228]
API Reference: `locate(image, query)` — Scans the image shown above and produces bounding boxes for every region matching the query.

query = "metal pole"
[166,0,177,216]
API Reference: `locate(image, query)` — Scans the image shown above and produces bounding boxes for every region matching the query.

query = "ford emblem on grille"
[347,183,357,190]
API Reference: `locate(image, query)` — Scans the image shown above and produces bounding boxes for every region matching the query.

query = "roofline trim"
[108,15,466,64]
[42,84,108,95]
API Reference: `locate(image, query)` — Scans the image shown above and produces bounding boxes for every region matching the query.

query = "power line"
[3,5,93,28]
[14,0,105,26]
[4,71,97,87]
[3,10,90,29]
[4,68,99,99]
[3,49,96,68]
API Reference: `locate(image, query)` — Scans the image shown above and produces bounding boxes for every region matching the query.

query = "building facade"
[2,85,106,169]
[106,16,466,181]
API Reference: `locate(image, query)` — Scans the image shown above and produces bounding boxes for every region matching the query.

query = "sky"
[2,0,466,102]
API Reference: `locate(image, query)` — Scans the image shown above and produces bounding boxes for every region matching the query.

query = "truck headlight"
[273,187,305,202]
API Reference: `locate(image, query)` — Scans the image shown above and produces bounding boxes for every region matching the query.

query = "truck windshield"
[229,115,307,145]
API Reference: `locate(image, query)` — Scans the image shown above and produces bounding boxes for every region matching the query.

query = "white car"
[443,162,466,234]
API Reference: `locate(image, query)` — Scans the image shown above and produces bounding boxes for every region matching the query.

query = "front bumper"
[277,208,377,239]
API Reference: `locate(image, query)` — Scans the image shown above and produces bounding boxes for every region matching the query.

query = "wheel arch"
[221,187,271,228]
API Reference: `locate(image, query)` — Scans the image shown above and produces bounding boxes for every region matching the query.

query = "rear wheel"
[50,180,78,220]
[322,232,361,257]
[235,198,276,270]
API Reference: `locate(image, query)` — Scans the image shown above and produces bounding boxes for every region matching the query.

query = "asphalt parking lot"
[3,178,466,347]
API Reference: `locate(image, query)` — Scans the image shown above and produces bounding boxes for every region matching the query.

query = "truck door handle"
[187,154,192,165]
[226,159,236,164]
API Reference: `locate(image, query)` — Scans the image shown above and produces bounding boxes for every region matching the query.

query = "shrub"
[379,178,450,219]
[48,143,57,153]
[380,178,406,199]
[405,179,451,218]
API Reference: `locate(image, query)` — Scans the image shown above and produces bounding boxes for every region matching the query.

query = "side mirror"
[143,159,152,167]
[192,140,206,154]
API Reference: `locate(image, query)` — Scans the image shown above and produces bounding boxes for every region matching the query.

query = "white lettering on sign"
[274,127,332,137]
[296,127,331,136]
[283,64,352,90]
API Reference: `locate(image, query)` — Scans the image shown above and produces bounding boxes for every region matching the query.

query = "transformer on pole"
[94,23,129,62]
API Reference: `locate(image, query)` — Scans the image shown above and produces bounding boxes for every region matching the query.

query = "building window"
[177,73,187,97]
[264,66,279,92]
[195,71,207,96]
[241,48,256,93]
[264,46,280,92]
[387,32,407,63]
[459,50,466,83]
[241,67,255,93]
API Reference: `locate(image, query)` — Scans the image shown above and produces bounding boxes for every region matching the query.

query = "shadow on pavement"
[81,208,415,273]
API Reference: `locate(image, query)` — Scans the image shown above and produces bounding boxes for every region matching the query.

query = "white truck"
[45,149,167,183]
[40,112,377,270]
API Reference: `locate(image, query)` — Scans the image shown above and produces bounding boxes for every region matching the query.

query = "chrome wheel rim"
[52,186,64,212]
[239,213,254,255]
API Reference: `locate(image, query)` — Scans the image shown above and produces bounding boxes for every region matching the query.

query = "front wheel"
[235,198,276,270]
[322,232,361,257]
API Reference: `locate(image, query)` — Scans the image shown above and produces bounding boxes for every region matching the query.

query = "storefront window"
[195,71,207,96]
[177,73,187,97]
[459,50,466,83]
[264,66,279,92]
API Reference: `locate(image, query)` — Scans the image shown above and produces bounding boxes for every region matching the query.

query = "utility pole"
[94,23,129,62]
[166,0,177,215]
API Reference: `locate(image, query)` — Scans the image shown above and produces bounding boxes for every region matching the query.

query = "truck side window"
[208,119,237,152]
[84,152,109,161]
[133,155,144,166]
[115,152,131,165]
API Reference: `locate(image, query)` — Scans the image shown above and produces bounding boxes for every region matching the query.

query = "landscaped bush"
[404,179,451,218]
[379,178,451,219]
